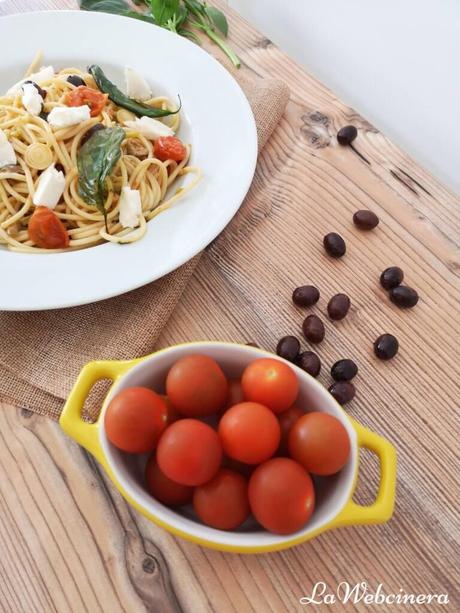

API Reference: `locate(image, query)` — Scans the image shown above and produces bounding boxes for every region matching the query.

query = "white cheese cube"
[48,105,91,129]
[22,83,43,116]
[124,116,173,140]
[119,186,142,228]
[0,129,17,168]
[33,164,66,209]
[125,67,152,101]
[7,65,54,97]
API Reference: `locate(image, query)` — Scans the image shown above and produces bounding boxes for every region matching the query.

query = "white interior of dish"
[99,343,357,548]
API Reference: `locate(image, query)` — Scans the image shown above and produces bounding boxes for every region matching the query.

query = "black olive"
[276,336,300,362]
[323,232,346,258]
[67,75,86,88]
[302,315,325,344]
[389,286,419,309]
[327,294,351,320]
[296,351,321,377]
[337,125,358,145]
[380,267,404,290]
[374,334,399,360]
[80,123,105,146]
[329,381,356,405]
[353,210,379,230]
[292,285,320,307]
[23,80,47,99]
[331,359,358,381]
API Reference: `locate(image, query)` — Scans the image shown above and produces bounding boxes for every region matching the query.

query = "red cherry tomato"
[157,419,222,486]
[65,86,108,117]
[193,469,250,530]
[226,378,245,408]
[104,387,168,453]
[145,454,193,507]
[248,457,315,534]
[241,358,299,414]
[154,136,187,162]
[218,402,280,464]
[289,412,350,476]
[277,405,304,455]
[28,206,69,249]
[166,354,228,417]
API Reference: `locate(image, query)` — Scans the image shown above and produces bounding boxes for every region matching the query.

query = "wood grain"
[1,0,459,611]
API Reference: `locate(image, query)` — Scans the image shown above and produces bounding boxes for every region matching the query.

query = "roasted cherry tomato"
[277,405,304,455]
[193,469,250,530]
[218,402,280,464]
[157,419,222,486]
[28,206,69,249]
[289,412,350,475]
[105,387,168,453]
[154,136,187,162]
[225,378,245,409]
[241,358,299,413]
[145,454,193,507]
[166,354,228,417]
[248,457,315,534]
[65,86,108,117]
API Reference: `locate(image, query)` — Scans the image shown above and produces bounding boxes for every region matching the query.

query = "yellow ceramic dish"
[60,342,397,553]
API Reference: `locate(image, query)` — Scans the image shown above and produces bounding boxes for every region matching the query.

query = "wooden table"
[1,1,459,611]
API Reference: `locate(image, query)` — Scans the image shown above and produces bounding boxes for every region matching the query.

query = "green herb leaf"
[175,4,188,28]
[122,9,156,24]
[205,6,228,36]
[80,0,130,13]
[150,0,180,27]
[183,0,207,21]
[77,126,125,231]
[89,65,181,118]
[179,27,202,44]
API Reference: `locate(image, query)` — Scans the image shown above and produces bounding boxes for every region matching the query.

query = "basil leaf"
[179,27,201,44]
[183,0,207,21]
[205,6,228,36]
[122,10,156,24]
[89,65,181,118]
[77,126,125,230]
[150,0,180,27]
[80,0,130,14]
[175,4,188,28]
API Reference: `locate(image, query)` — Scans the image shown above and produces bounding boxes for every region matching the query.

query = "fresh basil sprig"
[80,0,240,68]
[77,126,125,231]
[88,65,181,118]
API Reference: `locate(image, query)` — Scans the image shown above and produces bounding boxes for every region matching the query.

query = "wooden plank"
[0,0,459,611]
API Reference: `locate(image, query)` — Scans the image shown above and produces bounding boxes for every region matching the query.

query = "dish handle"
[59,359,137,464]
[333,418,397,527]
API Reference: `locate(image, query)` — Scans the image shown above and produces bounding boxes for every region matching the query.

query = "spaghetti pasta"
[0,59,201,252]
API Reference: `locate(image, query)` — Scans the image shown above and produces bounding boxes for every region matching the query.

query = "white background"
[228,0,460,196]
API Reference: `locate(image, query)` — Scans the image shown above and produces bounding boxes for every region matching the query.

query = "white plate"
[0,10,257,310]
